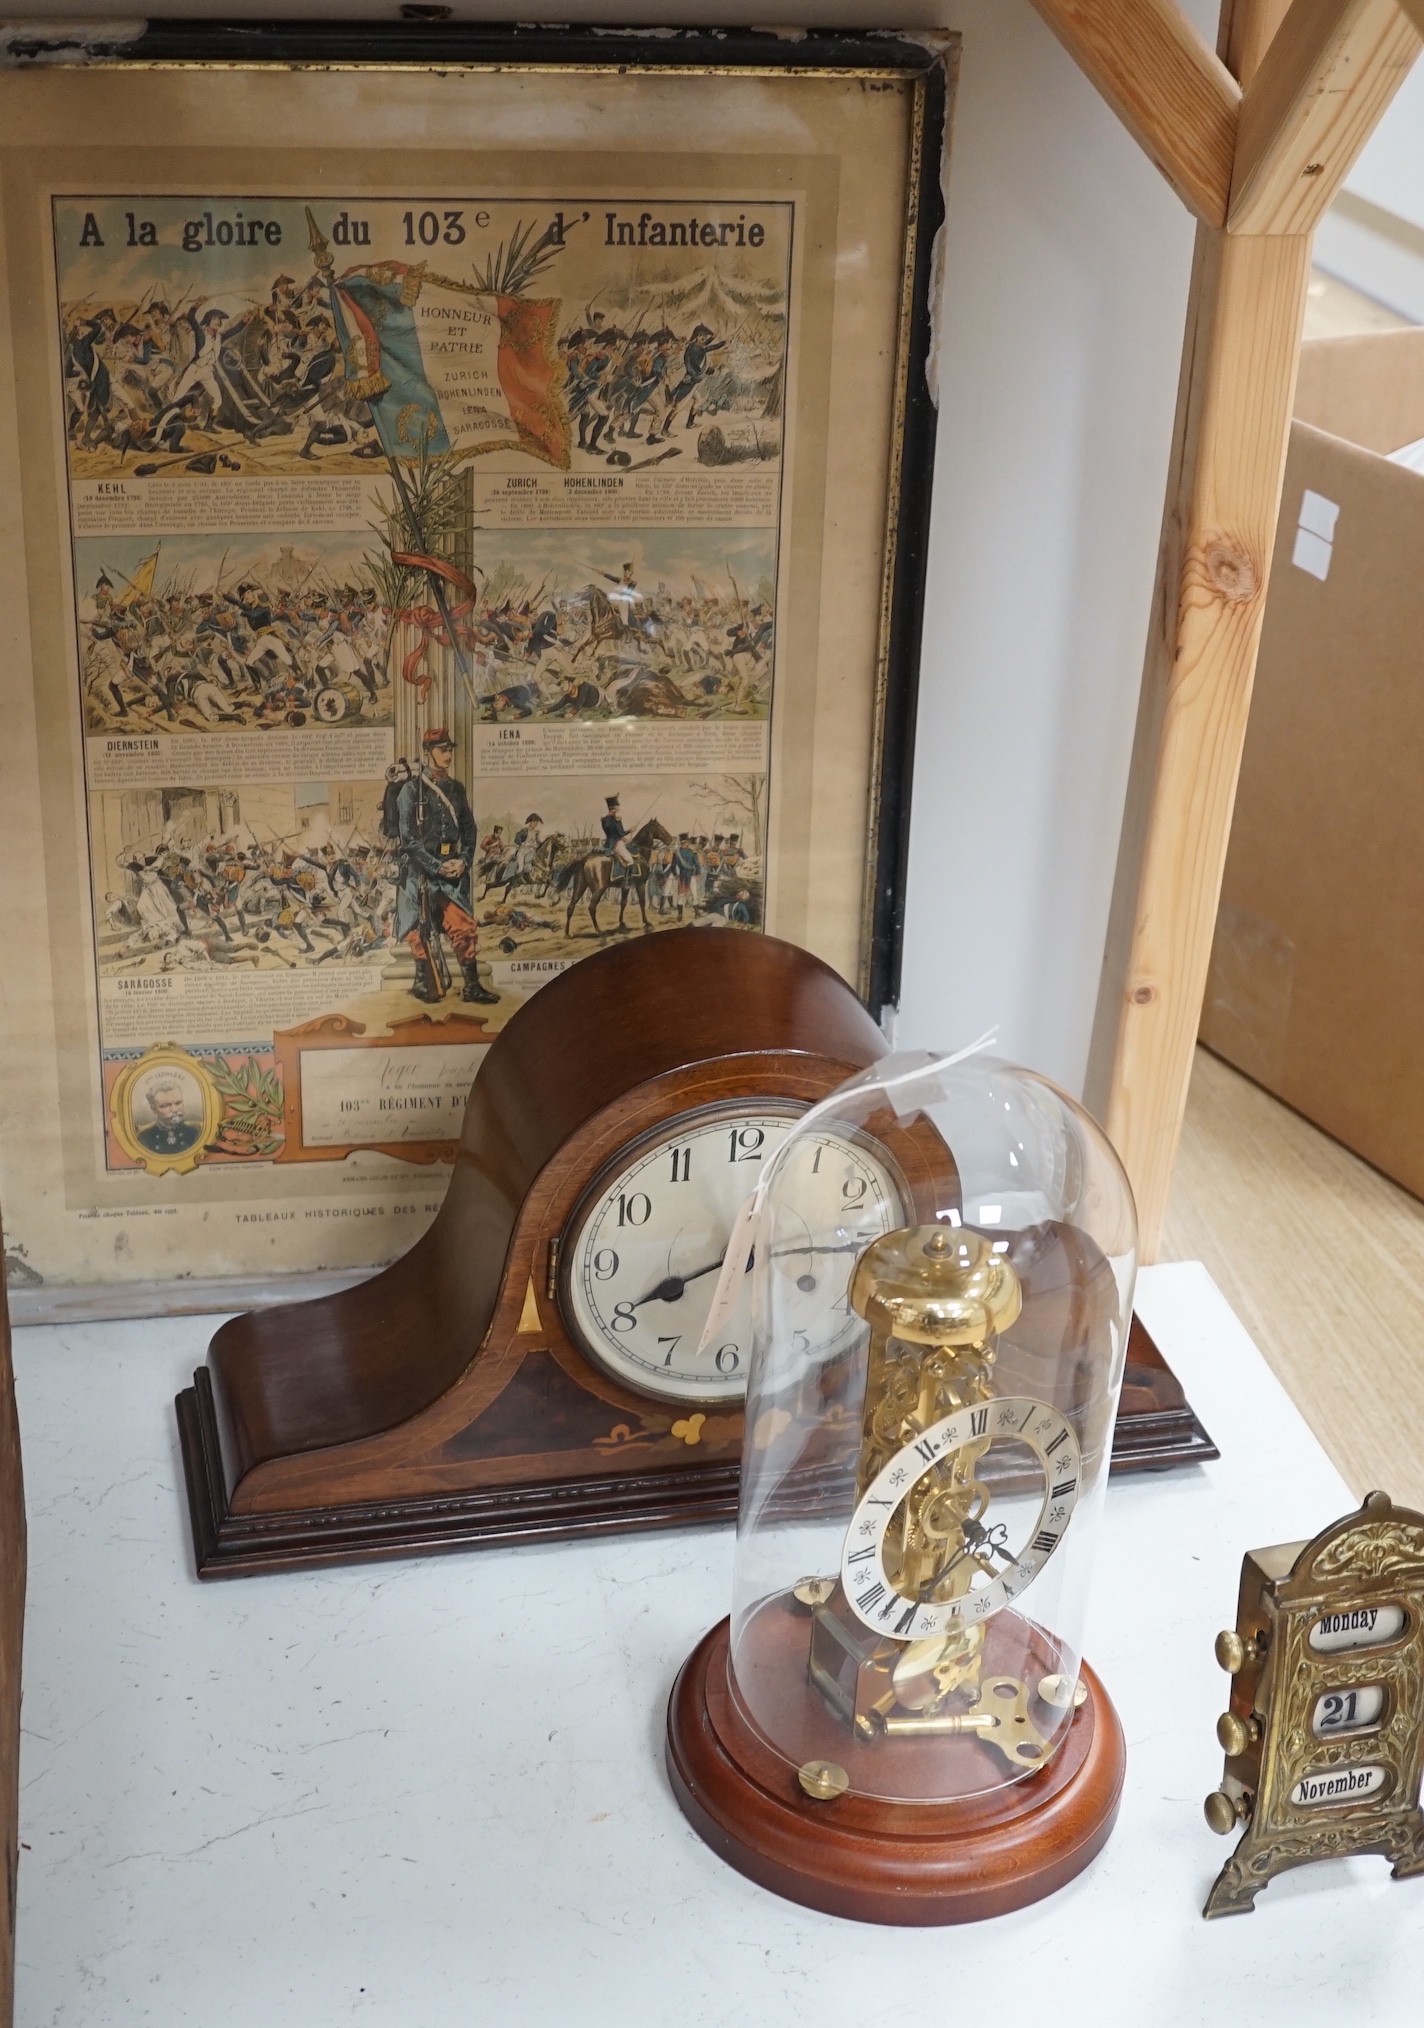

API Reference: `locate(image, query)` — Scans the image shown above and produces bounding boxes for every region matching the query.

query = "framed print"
[0,23,950,1302]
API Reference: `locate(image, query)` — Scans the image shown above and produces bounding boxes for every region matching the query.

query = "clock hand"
[631,1248,755,1309]
[637,1245,857,1310]
[963,1518,1014,1564]
[771,1242,865,1258]
[771,1240,865,1295]
[930,1538,975,1584]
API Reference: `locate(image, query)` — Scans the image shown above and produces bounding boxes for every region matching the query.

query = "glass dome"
[727,1049,1137,1806]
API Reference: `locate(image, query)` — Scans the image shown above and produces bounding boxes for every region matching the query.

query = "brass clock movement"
[811,1229,1081,1759]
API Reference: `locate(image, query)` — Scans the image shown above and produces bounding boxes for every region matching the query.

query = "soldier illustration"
[566,315,616,455]
[510,813,544,881]
[672,832,701,918]
[548,667,602,718]
[525,606,563,661]
[602,793,636,873]
[380,758,412,845]
[592,560,654,642]
[69,307,118,447]
[396,728,499,1005]
[136,1076,202,1156]
[601,561,642,613]
[647,324,727,443]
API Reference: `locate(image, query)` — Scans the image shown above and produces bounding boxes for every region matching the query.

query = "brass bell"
[849,1226,1022,1347]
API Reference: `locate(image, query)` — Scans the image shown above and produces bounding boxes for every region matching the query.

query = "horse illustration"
[553,817,673,938]
[479,832,564,903]
[609,665,689,716]
[571,584,657,664]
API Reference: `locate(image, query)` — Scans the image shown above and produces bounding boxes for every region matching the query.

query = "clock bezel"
[556,1096,912,1407]
[840,1394,1083,1639]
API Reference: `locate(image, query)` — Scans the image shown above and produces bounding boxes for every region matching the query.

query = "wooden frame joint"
[1229,0,1423,234]
[1029,0,1242,226]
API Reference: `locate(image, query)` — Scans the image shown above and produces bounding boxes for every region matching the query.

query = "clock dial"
[561,1105,906,1404]
[841,1396,1082,1638]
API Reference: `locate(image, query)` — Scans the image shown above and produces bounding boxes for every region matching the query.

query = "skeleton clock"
[666,1049,1137,1924]
[177,928,892,1575]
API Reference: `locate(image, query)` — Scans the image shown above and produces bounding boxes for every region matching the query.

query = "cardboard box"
[1200,327,1424,1199]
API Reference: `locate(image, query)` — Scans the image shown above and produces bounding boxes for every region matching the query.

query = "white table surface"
[11,1261,1424,2027]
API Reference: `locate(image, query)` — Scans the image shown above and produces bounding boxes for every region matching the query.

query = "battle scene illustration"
[469,771,764,949]
[77,532,393,733]
[75,517,773,736]
[91,767,764,1009]
[62,190,787,1169]
[558,262,784,471]
[374,520,776,725]
[93,780,391,975]
[57,197,789,480]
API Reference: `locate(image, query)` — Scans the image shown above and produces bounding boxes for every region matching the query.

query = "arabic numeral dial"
[558,1104,906,1405]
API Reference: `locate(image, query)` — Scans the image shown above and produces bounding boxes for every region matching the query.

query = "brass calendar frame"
[1205,1492,1424,1916]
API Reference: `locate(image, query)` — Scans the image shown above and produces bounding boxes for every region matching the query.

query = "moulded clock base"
[666,1616,1126,1925]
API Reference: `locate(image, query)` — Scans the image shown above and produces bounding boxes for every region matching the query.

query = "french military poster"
[0,58,932,1293]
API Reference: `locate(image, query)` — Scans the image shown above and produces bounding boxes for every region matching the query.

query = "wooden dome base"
[666,1616,1125,1925]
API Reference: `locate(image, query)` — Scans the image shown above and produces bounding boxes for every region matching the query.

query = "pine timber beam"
[1082,0,1283,1256]
[1089,228,1312,1254]
[1230,0,1423,233]
[1087,0,1422,1255]
[1225,0,1300,78]
[1027,0,1417,1251]
[1027,0,1242,225]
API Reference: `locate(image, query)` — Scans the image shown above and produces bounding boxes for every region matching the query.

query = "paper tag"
[693,1030,1000,1360]
[696,1188,762,1358]
[885,1034,995,1121]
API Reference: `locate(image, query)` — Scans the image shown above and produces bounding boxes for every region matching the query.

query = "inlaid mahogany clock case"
[177,929,1214,1577]
[178,930,891,1575]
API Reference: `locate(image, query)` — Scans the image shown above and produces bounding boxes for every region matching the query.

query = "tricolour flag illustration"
[328,263,451,457]
[324,253,570,471]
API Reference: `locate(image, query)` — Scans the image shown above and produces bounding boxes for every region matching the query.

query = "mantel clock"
[178,929,892,1574]
[178,932,1210,1578]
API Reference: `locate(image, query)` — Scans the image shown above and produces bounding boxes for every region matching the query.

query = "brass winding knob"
[1215,1628,1262,1674]
[798,1760,850,1801]
[1216,1710,1261,1756]
[1204,1788,1252,1835]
